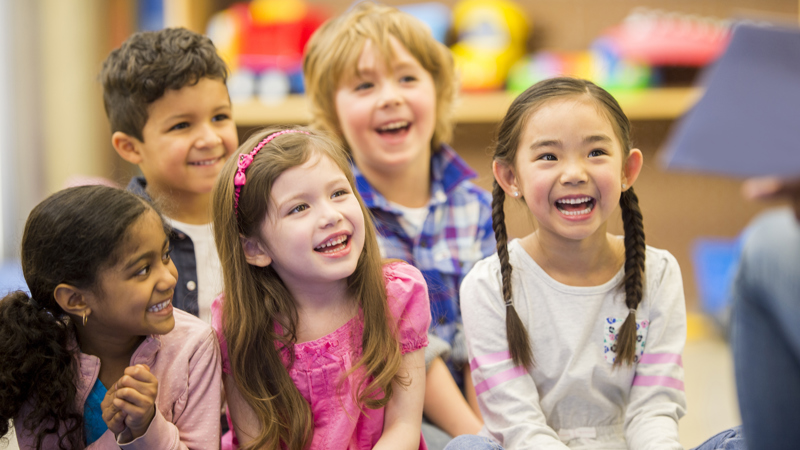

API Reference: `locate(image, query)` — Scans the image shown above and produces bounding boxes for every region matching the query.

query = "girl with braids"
[451,78,745,450]
[0,185,222,449]
[210,127,430,450]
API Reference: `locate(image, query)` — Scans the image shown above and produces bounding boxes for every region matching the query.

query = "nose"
[319,200,344,228]
[157,259,179,293]
[560,159,588,185]
[195,123,223,150]
[378,81,403,109]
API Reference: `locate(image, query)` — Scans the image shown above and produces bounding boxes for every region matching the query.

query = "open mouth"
[376,121,410,136]
[188,155,224,166]
[314,235,349,254]
[556,196,596,216]
[147,299,171,312]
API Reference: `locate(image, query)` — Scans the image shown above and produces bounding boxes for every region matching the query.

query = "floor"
[1,314,740,450]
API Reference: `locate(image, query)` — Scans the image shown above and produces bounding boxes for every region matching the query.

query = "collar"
[73,333,163,390]
[353,144,477,212]
[126,176,152,201]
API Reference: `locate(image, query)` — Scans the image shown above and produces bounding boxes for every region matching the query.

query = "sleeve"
[210,294,231,375]
[476,191,497,261]
[623,252,687,450]
[461,260,569,450]
[384,262,431,354]
[119,329,222,450]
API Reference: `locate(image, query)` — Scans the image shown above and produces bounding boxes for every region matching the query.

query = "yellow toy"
[450,0,529,91]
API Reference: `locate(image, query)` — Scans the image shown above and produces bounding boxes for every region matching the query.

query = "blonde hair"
[212,126,405,450]
[303,1,456,150]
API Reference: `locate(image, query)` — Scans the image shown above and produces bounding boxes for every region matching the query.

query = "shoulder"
[462,252,501,286]
[383,261,430,315]
[460,252,502,307]
[642,245,684,300]
[167,308,216,347]
[742,208,799,259]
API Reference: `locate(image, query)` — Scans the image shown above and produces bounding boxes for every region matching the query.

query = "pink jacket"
[15,309,222,449]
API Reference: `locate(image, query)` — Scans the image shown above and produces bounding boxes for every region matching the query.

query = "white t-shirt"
[389,201,429,239]
[168,219,223,324]
[462,239,687,450]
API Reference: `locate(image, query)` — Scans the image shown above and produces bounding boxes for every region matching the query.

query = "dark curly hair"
[99,27,229,141]
[0,185,160,449]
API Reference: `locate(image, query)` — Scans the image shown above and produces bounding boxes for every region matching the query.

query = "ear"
[492,160,520,197]
[112,131,144,165]
[240,235,272,267]
[622,148,644,191]
[53,283,90,319]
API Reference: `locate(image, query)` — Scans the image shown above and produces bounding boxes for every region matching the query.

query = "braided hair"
[491,77,646,368]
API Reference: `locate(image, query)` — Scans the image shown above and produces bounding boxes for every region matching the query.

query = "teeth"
[556,197,592,205]
[557,203,595,215]
[189,157,219,166]
[316,235,347,250]
[378,121,408,131]
[147,299,171,312]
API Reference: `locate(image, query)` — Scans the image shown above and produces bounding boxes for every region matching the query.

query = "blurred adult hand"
[742,176,800,221]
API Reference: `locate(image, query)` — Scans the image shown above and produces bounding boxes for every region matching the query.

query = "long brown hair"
[491,77,646,368]
[212,126,405,450]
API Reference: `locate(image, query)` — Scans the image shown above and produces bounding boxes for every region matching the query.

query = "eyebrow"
[274,176,350,211]
[164,103,232,123]
[122,238,169,271]
[529,134,613,150]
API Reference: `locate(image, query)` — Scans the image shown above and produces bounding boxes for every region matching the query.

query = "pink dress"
[211,262,431,450]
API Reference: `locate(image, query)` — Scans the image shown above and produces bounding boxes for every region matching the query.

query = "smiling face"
[86,209,178,337]
[334,36,437,178]
[135,77,238,198]
[508,96,640,243]
[255,153,366,292]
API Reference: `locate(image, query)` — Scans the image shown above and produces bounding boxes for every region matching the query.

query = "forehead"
[271,153,348,198]
[146,77,230,120]
[345,36,422,81]
[521,97,621,145]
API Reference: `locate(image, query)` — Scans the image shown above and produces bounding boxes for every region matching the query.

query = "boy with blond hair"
[304,3,494,447]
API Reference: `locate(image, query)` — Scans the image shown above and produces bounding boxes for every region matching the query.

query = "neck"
[521,227,624,286]
[284,279,358,343]
[146,184,212,225]
[74,323,144,365]
[356,154,431,208]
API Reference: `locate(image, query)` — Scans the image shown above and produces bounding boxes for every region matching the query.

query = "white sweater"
[462,239,687,450]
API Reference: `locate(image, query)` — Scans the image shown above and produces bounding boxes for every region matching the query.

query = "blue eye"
[355,82,374,91]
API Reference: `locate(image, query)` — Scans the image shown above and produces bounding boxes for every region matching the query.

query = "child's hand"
[111,364,159,440]
[101,383,127,434]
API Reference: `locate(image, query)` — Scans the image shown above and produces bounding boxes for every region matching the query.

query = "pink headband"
[233,129,310,215]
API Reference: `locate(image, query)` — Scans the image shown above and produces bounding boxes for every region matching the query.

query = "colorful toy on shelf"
[450,0,529,91]
[397,2,452,44]
[601,8,731,66]
[206,0,329,100]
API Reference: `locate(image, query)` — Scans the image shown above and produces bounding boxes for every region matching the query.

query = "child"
[100,27,239,323]
[0,185,221,449]
[455,77,745,449]
[210,127,430,449]
[303,2,491,442]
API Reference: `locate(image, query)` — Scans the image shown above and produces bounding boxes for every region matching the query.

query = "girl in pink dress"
[211,127,430,450]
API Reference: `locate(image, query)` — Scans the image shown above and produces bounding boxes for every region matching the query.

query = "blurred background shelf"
[233,87,702,126]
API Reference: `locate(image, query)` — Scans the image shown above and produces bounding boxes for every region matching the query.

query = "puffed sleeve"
[384,261,431,354]
[210,294,231,375]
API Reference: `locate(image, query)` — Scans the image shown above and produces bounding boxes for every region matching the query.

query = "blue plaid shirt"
[353,144,495,361]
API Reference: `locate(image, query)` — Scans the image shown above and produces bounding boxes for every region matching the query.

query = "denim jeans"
[731,208,800,450]
[692,426,746,450]
[443,435,504,450]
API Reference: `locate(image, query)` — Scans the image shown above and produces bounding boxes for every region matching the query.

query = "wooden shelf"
[232,87,702,127]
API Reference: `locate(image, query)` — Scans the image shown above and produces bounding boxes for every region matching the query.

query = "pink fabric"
[639,353,683,366]
[15,309,222,449]
[632,375,685,391]
[474,366,528,396]
[469,350,512,371]
[212,262,431,450]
